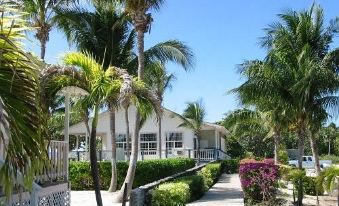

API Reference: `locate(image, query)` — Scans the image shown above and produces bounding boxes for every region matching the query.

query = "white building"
[68,105,229,161]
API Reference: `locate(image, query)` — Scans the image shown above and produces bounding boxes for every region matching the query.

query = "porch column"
[64,92,70,180]
[215,129,218,149]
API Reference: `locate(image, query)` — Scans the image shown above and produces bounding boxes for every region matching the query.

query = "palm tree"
[261,4,339,175]
[238,5,339,206]
[0,1,47,197]
[54,2,193,193]
[145,62,176,158]
[175,100,206,164]
[222,108,285,164]
[231,60,290,164]
[20,0,73,60]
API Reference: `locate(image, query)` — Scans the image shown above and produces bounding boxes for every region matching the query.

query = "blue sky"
[26,0,339,124]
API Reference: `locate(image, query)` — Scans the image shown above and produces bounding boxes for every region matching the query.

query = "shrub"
[320,155,339,164]
[239,159,279,204]
[151,182,190,206]
[221,159,239,174]
[278,150,289,165]
[174,175,205,201]
[69,158,195,190]
[199,162,221,188]
[303,176,324,196]
[278,165,293,181]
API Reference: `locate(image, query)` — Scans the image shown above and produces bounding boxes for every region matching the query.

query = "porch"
[69,148,230,162]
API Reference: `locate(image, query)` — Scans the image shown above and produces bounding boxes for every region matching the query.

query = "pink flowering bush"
[239,159,279,204]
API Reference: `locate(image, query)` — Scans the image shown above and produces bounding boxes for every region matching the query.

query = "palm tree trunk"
[309,130,321,176]
[273,129,281,165]
[124,106,130,161]
[108,104,117,192]
[113,112,141,202]
[158,115,162,159]
[89,104,103,206]
[40,38,46,60]
[297,121,306,206]
[137,30,145,80]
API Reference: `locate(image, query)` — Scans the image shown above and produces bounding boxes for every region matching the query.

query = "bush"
[199,162,221,188]
[151,182,190,206]
[69,158,195,190]
[303,176,324,196]
[320,155,339,164]
[288,169,324,196]
[278,165,293,181]
[221,159,239,174]
[278,150,289,165]
[174,175,205,201]
[239,159,279,204]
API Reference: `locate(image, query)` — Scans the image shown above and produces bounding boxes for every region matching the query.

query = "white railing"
[3,183,70,206]
[36,141,68,183]
[193,149,215,161]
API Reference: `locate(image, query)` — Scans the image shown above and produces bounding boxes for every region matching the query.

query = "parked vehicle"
[288,156,332,169]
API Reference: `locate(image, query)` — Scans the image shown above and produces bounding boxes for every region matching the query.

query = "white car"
[288,156,332,169]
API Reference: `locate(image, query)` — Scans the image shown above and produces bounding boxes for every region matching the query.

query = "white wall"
[69,105,196,151]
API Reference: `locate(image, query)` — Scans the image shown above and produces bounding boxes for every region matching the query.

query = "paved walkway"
[71,191,129,206]
[187,173,244,206]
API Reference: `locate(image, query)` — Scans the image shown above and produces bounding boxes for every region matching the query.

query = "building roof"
[69,107,229,135]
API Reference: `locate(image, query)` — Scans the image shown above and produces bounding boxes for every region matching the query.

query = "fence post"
[141,151,144,161]
[99,150,102,161]
[188,149,191,159]
[165,148,168,158]
[214,149,217,160]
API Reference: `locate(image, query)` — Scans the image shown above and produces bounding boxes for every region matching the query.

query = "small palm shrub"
[317,166,339,193]
[151,182,190,206]
[239,159,279,204]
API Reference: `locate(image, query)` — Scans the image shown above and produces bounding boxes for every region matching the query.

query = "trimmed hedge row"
[220,159,239,174]
[69,158,195,190]
[151,162,222,206]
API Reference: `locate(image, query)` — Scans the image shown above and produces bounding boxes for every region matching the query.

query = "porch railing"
[70,148,230,162]
[36,141,68,183]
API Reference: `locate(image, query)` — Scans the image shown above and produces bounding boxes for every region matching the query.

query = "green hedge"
[198,162,222,188]
[220,159,239,174]
[174,175,205,201]
[151,182,190,206]
[69,158,195,190]
[151,162,223,205]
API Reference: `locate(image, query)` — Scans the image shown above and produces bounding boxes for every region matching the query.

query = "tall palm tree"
[237,5,339,206]
[0,1,47,197]
[231,60,290,164]
[261,4,339,175]
[54,2,193,193]
[21,0,73,60]
[145,62,176,158]
[175,100,206,164]
[42,51,159,206]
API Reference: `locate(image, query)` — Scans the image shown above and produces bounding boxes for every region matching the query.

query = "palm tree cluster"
[1,0,194,205]
[229,4,338,206]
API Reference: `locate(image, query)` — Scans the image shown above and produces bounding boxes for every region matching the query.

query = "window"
[116,134,131,149]
[140,133,157,152]
[166,132,183,149]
